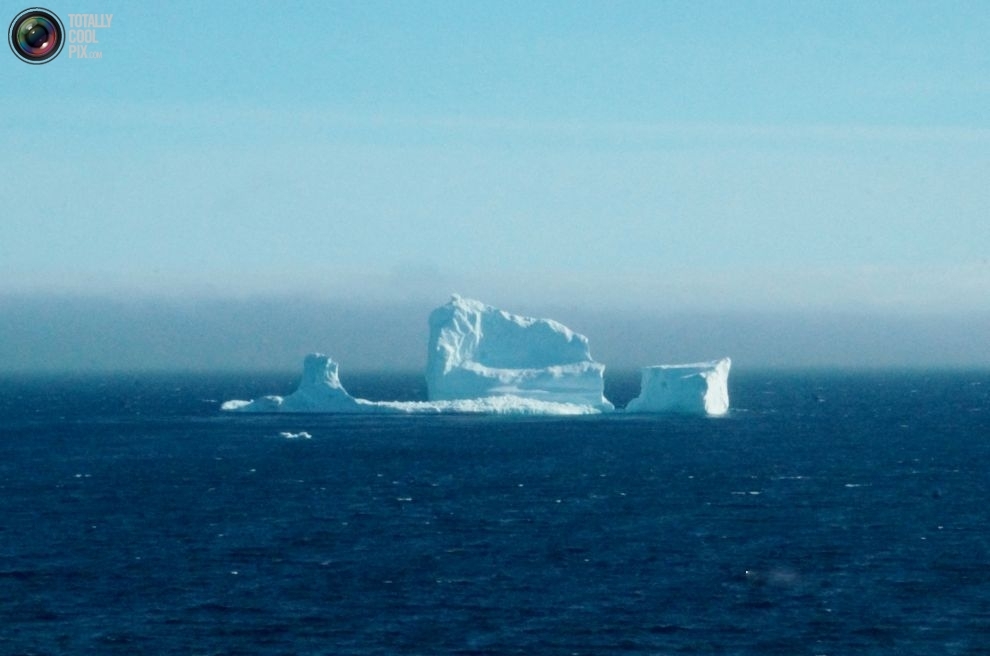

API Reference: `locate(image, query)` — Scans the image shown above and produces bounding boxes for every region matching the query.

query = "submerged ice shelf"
[222,296,730,416]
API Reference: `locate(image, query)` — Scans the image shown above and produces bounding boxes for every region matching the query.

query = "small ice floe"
[278,431,312,439]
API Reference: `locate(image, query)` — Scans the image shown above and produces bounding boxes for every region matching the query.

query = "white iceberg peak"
[299,353,346,390]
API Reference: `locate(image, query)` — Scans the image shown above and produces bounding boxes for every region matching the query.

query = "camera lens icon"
[9,8,64,64]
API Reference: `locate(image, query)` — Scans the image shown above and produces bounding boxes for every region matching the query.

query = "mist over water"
[1,294,988,373]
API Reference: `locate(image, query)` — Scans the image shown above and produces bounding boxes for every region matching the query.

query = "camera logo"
[9,7,64,64]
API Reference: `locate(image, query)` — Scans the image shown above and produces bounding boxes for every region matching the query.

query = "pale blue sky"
[3,1,988,311]
[1,1,988,371]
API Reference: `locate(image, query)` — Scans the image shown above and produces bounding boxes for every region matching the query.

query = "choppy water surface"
[1,370,988,654]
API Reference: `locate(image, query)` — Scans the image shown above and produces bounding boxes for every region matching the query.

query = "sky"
[1,1,988,371]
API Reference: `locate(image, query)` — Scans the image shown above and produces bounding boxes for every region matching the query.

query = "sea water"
[0,370,988,655]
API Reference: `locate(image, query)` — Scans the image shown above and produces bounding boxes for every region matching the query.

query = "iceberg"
[624,358,731,416]
[425,295,614,411]
[221,296,731,416]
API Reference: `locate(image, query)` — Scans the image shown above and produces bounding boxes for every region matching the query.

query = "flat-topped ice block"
[625,358,731,416]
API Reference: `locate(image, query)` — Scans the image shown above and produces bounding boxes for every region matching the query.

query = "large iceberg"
[624,358,731,416]
[221,296,731,416]
[425,295,614,411]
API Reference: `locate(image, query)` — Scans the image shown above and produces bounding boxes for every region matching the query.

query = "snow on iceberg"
[426,295,614,411]
[624,358,731,416]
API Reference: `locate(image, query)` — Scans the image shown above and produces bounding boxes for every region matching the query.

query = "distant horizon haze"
[1,293,987,374]
[2,1,987,371]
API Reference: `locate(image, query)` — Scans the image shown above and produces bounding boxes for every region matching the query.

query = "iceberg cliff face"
[426,295,614,411]
[625,358,731,416]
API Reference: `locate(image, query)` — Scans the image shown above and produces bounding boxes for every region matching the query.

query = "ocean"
[0,369,988,655]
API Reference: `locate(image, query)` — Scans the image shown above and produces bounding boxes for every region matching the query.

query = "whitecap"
[278,431,312,439]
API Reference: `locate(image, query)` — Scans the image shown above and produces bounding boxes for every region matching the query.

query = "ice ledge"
[220,356,605,415]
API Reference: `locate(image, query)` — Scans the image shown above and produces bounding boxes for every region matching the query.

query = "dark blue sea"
[1,369,988,655]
